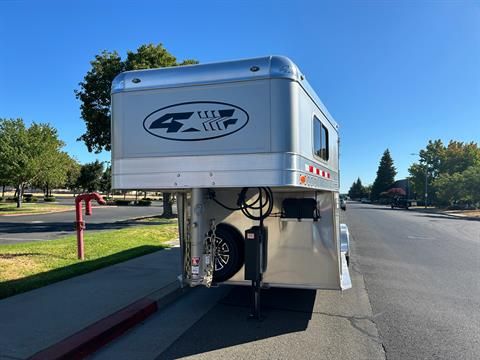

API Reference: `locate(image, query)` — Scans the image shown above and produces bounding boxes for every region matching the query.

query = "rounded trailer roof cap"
[111,55,306,94]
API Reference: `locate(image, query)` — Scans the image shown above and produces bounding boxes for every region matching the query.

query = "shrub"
[25,196,38,203]
[44,196,56,202]
[5,197,18,203]
[114,199,131,206]
[0,197,3,202]
[137,199,152,206]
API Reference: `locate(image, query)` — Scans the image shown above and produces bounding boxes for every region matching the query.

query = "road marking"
[30,220,44,224]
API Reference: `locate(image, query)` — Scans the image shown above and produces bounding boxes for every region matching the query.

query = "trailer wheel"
[211,224,244,283]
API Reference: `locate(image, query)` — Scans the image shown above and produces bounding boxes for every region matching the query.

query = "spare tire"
[210,223,244,283]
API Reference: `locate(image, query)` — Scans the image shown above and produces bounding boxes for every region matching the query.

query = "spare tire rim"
[214,236,230,272]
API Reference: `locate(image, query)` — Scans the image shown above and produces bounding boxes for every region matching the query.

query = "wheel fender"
[340,223,350,256]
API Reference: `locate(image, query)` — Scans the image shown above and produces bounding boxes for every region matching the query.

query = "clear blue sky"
[1,0,479,192]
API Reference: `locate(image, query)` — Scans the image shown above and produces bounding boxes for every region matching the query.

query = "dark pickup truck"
[391,198,417,209]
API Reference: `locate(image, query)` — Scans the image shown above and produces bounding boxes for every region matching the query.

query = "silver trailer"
[111,56,351,311]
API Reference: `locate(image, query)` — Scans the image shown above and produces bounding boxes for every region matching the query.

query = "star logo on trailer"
[143,101,249,141]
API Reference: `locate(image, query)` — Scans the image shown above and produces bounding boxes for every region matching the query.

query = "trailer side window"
[314,116,329,161]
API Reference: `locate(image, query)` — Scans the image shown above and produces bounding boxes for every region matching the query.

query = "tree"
[462,165,480,205]
[435,165,480,207]
[100,166,112,197]
[0,119,65,207]
[76,43,197,216]
[34,152,76,196]
[65,158,82,194]
[371,149,397,201]
[409,140,480,205]
[348,178,368,199]
[77,161,104,192]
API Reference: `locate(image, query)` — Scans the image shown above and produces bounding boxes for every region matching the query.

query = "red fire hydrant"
[75,192,106,260]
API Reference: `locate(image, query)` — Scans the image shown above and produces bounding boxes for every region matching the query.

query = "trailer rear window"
[314,116,329,161]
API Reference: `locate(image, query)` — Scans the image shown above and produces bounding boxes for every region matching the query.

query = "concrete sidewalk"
[0,247,182,359]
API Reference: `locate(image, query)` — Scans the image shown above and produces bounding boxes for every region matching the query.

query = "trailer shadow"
[160,286,316,359]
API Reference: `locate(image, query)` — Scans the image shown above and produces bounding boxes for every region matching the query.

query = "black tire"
[210,224,245,283]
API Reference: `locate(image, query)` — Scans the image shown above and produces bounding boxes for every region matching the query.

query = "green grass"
[0,219,178,299]
[0,202,70,215]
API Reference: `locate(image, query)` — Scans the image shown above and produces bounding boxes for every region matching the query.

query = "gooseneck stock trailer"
[111,56,351,316]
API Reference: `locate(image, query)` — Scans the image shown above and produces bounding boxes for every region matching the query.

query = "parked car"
[340,198,346,210]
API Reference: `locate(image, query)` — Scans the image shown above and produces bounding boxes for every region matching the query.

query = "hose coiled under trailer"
[209,187,274,222]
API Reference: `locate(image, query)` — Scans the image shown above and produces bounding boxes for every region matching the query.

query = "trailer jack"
[245,224,268,319]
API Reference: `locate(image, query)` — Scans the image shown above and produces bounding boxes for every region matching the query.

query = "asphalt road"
[0,204,167,244]
[345,202,480,360]
[92,202,479,360]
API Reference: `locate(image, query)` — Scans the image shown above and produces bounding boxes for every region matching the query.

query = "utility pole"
[410,153,428,208]
[424,166,428,209]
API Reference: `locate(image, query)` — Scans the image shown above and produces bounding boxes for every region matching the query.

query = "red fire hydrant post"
[75,192,106,260]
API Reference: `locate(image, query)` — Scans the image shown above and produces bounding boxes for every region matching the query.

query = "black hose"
[209,187,274,221]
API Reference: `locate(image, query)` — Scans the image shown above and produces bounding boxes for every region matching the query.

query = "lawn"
[0,202,72,215]
[0,219,178,299]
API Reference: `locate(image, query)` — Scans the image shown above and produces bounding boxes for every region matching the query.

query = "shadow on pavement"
[159,286,316,359]
[409,213,480,222]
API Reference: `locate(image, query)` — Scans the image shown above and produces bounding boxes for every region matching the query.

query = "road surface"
[345,203,480,360]
[82,203,480,359]
[0,204,167,244]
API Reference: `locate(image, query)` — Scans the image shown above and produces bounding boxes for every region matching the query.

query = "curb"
[29,281,189,360]
[409,208,480,221]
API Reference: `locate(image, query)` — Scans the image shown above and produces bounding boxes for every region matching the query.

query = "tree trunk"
[162,192,174,218]
[2,185,4,198]
[16,185,22,208]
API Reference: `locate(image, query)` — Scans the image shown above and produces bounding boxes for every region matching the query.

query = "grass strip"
[0,219,178,299]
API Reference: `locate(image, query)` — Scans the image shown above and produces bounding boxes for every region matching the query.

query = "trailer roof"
[112,56,338,129]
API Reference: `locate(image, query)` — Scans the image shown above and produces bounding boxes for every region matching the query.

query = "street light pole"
[424,166,428,209]
[410,153,428,209]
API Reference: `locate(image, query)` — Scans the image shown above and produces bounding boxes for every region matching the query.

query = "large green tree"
[77,161,104,192]
[76,43,197,217]
[370,149,397,201]
[0,119,66,207]
[34,152,77,196]
[435,165,480,206]
[65,158,82,195]
[409,140,480,205]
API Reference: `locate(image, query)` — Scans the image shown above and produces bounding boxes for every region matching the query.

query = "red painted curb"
[29,298,158,360]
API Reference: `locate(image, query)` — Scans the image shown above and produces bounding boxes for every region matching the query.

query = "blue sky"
[1,0,479,192]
